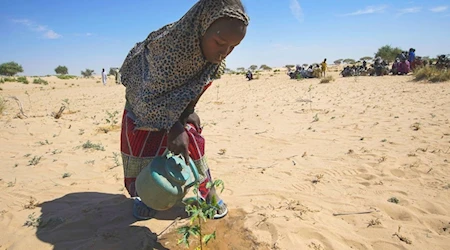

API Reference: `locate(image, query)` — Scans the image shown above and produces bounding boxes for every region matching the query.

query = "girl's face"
[201,18,247,64]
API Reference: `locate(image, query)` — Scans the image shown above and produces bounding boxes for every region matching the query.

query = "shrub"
[414,67,450,83]
[320,75,335,83]
[3,77,16,82]
[33,78,48,85]
[56,75,76,80]
[17,76,29,84]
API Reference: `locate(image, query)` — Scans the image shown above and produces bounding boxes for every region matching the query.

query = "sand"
[0,72,449,250]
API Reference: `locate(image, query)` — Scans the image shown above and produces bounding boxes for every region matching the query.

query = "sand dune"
[1,73,449,249]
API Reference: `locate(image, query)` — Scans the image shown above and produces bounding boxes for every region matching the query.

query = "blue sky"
[1,0,449,76]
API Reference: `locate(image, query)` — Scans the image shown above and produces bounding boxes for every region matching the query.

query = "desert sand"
[1,72,449,250]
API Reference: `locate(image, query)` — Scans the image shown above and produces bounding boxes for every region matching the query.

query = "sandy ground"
[0,72,449,250]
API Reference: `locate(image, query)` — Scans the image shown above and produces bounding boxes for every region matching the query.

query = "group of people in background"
[391,48,416,75]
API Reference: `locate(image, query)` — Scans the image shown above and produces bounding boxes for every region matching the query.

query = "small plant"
[367,218,382,227]
[312,113,319,123]
[23,197,40,209]
[51,149,62,154]
[177,180,224,249]
[312,174,323,184]
[85,160,95,165]
[7,178,16,187]
[111,152,121,168]
[62,173,71,178]
[28,156,42,166]
[17,76,29,84]
[105,110,119,125]
[24,213,42,228]
[37,139,52,145]
[62,98,70,111]
[388,197,399,204]
[82,140,105,151]
[410,122,420,131]
[319,75,334,84]
[33,78,48,85]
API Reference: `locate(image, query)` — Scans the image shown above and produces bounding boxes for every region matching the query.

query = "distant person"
[321,58,327,77]
[409,48,416,70]
[101,68,107,85]
[246,70,253,80]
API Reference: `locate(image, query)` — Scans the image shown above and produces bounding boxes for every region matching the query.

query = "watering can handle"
[183,156,201,189]
[164,150,201,188]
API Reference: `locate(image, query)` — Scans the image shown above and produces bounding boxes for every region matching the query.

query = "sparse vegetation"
[56,74,76,80]
[28,156,42,166]
[319,75,334,83]
[388,197,399,204]
[82,140,105,151]
[413,66,450,83]
[33,78,48,85]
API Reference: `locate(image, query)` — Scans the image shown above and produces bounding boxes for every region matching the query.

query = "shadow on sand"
[35,192,189,250]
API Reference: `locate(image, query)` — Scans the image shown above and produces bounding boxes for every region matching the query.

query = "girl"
[119,0,249,220]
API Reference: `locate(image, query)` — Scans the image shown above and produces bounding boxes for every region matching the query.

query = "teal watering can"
[135,150,200,211]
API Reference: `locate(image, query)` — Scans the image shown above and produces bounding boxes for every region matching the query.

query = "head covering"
[120,0,249,131]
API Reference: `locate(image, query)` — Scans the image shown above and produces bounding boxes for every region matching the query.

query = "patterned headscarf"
[120,0,249,131]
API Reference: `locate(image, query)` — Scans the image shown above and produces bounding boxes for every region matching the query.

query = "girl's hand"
[185,112,201,131]
[167,121,189,164]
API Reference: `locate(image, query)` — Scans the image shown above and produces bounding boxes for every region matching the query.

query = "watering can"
[135,150,200,211]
